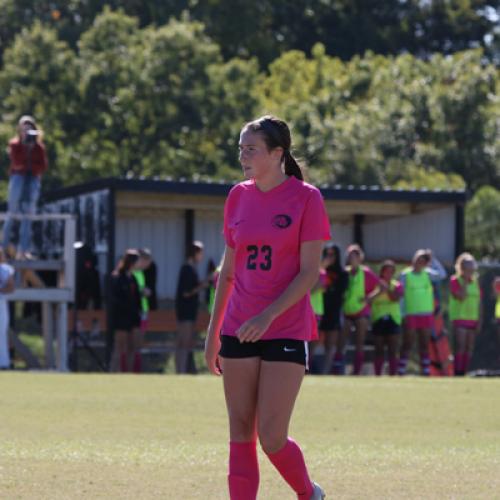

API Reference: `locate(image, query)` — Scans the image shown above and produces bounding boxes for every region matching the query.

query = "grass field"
[0,373,499,499]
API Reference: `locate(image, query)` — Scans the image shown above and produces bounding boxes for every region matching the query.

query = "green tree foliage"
[466,186,500,258]
[0,1,497,65]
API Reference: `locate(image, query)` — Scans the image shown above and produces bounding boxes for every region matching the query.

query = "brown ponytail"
[243,115,304,181]
[283,149,303,181]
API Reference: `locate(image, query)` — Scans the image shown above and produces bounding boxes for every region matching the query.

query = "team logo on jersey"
[272,214,292,229]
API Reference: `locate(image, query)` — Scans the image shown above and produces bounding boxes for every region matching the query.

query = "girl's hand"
[236,311,274,343]
[204,333,222,376]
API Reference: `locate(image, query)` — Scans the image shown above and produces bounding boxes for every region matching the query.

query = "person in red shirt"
[205,116,329,500]
[2,115,48,258]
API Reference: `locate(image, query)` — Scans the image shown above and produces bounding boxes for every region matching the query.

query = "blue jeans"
[2,174,41,252]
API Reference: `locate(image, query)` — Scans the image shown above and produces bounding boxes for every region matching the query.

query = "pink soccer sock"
[120,353,128,372]
[266,438,314,499]
[228,441,259,500]
[132,353,142,373]
[463,352,470,374]
[374,356,384,376]
[388,357,398,376]
[454,353,464,375]
[353,351,364,375]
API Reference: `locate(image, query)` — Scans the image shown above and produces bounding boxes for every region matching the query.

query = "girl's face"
[381,266,395,282]
[238,129,282,180]
[461,261,475,280]
[414,256,427,272]
[348,251,361,268]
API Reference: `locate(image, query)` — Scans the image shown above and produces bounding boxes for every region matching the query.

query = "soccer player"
[398,249,447,376]
[109,249,142,372]
[318,244,348,374]
[337,244,378,375]
[449,253,482,376]
[204,116,329,500]
[367,260,403,375]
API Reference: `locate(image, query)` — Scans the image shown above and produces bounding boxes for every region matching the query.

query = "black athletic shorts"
[372,316,401,336]
[219,335,308,367]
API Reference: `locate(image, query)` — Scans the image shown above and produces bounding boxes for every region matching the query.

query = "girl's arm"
[236,240,323,342]
[0,276,14,294]
[204,246,235,375]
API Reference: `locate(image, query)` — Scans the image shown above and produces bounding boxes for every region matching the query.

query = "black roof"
[41,177,468,204]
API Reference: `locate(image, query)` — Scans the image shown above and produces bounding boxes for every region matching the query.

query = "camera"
[24,129,39,145]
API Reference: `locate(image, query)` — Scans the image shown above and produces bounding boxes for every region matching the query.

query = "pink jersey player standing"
[204,116,330,500]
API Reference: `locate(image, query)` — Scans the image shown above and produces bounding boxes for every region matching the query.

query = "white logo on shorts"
[283,347,296,352]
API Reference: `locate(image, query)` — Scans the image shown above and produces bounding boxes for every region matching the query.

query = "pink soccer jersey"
[222,176,331,341]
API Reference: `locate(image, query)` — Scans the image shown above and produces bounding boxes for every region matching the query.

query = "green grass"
[0,374,499,499]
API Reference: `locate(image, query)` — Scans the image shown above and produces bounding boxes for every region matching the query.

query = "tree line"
[0,6,498,256]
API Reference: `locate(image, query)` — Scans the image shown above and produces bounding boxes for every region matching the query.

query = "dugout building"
[39,177,467,304]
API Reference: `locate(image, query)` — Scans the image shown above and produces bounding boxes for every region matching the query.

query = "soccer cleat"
[310,481,325,499]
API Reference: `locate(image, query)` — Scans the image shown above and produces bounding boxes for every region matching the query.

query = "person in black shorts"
[367,260,403,375]
[175,240,208,374]
[319,244,348,374]
[109,249,142,372]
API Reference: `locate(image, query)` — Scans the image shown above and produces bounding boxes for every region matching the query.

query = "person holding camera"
[2,115,47,259]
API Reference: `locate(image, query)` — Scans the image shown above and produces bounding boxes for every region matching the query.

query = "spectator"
[175,241,207,374]
[367,260,403,376]
[2,115,48,259]
[398,249,447,376]
[338,244,379,375]
[449,253,482,375]
[0,247,15,369]
[109,249,141,372]
[318,244,348,374]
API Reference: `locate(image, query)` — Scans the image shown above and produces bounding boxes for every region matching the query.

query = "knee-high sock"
[266,438,314,499]
[132,353,142,373]
[388,357,398,376]
[228,441,259,500]
[454,353,464,375]
[120,353,128,372]
[463,352,470,374]
[353,350,364,375]
[374,356,384,376]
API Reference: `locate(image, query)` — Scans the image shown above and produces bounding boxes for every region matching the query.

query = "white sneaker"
[310,482,325,499]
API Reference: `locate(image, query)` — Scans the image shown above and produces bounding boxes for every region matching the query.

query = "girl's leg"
[132,326,144,373]
[258,361,314,499]
[112,330,128,372]
[353,317,368,375]
[387,335,399,375]
[221,357,261,500]
[2,174,23,250]
[322,329,338,374]
[19,176,40,253]
[399,325,415,375]
[334,320,349,375]
[373,335,385,376]
[175,321,194,374]
[453,326,467,375]
[463,329,476,374]
[417,328,432,376]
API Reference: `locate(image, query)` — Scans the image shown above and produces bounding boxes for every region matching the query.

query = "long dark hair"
[113,249,139,276]
[243,115,303,180]
[323,243,343,273]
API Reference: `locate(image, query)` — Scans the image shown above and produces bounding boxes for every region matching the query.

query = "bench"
[67,309,211,356]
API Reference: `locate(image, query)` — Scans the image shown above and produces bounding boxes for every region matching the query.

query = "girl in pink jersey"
[204,116,330,500]
[335,244,378,375]
[449,253,482,376]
